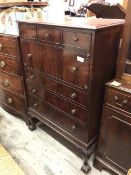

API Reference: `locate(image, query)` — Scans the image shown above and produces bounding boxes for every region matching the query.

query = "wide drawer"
[19,23,37,38]
[0,55,21,76]
[0,88,26,114]
[38,26,60,44]
[28,87,88,124]
[0,71,24,95]
[0,35,18,57]
[22,40,90,90]
[26,70,88,107]
[63,29,91,50]
[106,88,131,114]
[29,95,87,142]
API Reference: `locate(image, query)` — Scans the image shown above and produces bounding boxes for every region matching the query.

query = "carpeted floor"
[0,144,25,175]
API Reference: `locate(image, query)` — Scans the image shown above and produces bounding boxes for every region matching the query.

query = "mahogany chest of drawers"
[18,18,124,173]
[94,80,131,175]
[0,34,27,122]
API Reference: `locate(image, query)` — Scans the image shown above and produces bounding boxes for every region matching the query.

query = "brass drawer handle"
[70,93,76,99]
[72,125,76,130]
[84,84,88,90]
[32,88,37,94]
[33,103,38,107]
[27,53,32,58]
[114,95,119,101]
[30,75,35,79]
[7,98,13,104]
[45,33,51,39]
[0,61,5,68]
[71,66,78,73]
[3,79,10,86]
[123,99,128,105]
[0,43,3,50]
[85,53,90,60]
[71,109,76,115]
[116,100,128,107]
[73,37,79,41]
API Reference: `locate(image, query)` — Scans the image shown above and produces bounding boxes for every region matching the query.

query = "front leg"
[81,160,91,174]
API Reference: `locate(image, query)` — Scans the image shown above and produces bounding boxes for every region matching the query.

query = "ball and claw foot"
[28,124,36,131]
[81,162,91,174]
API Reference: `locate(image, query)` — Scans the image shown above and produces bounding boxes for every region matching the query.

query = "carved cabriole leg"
[81,143,96,174]
[28,117,36,131]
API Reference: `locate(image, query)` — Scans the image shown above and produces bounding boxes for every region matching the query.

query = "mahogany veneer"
[18,18,124,173]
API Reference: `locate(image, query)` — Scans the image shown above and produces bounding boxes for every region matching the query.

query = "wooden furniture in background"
[0,34,28,122]
[18,18,123,173]
[94,1,131,175]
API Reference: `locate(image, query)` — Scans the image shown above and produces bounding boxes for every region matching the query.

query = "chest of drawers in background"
[94,80,131,175]
[0,34,27,122]
[18,19,123,172]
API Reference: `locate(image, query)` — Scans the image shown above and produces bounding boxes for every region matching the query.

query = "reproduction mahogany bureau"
[0,34,27,122]
[94,80,131,175]
[18,18,124,173]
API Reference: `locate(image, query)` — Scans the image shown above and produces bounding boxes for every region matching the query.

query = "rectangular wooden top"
[18,16,125,30]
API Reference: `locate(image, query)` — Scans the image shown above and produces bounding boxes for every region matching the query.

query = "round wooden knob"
[32,89,37,94]
[123,99,128,105]
[71,67,78,73]
[114,96,118,101]
[0,61,5,68]
[45,33,51,39]
[72,125,76,130]
[30,75,35,79]
[71,109,76,115]
[4,79,10,86]
[0,43,3,50]
[84,84,88,90]
[33,103,38,107]
[7,98,13,104]
[70,93,76,99]
[27,53,32,58]
[73,37,79,41]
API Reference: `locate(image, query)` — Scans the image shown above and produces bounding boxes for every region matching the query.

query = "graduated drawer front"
[19,23,37,38]
[22,40,90,90]
[26,70,88,107]
[29,95,87,142]
[0,55,21,76]
[38,26,60,44]
[63,30,91,50]
[0,35,18,57]
[0,88,26,114]
[0,71,24,95]
[106,89,131,114]
[28,87,88,124]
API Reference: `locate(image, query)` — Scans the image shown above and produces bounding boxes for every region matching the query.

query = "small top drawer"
[38,26,60,44]
[106,89,131,114]
[0,35,18,57]
[19,23,37,38]
[63,30,91,50]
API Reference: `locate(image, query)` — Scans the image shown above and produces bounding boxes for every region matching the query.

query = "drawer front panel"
[38,26,60,44]
[63,30,91,50]
[0,55,21,76]
[39,44,90,89]
[0,88,26,114]
[29,95,87,142]
[26,70,88,107]
[106,89,131,114]
[0,36,18,57]
[28,87,88,124]
[0,72,24,95]
[19,23,37,38]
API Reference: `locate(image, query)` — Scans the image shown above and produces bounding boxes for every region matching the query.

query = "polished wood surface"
[0,34,27,121]
[94,81,131,175]
[18,18,123,173]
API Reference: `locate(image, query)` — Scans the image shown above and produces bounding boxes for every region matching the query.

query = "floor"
[0,107,111,175]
